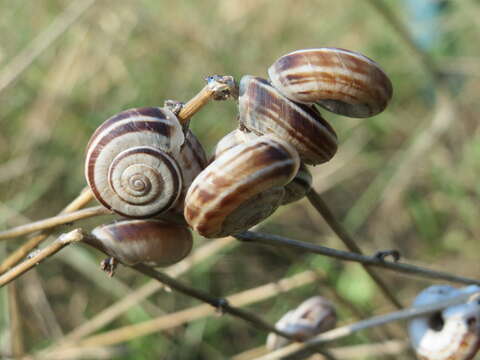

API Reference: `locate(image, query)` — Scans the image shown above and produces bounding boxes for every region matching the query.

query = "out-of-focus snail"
[266,296,337,351]
[408,285,480,360]
[268,47,393,118]
[184,135,300,238]
[238,75,338,165]
[86,219,193,267]
[85,107,206,218]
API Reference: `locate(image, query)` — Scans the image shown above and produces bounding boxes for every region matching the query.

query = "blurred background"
[1,0,480,359]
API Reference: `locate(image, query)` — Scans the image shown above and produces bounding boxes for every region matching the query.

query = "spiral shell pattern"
[85,107,185,218]
[238,75,337,165]
[266,296,337,350]
[89,219,193,266]
[268,48,393,118]
[408,285,480,360]
[184,135,300,238]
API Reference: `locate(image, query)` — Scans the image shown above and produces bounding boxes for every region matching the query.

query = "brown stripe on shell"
[268,48,393,118]
[89,219,193,266]
[239,75,337,165]
[282,163,312,205]
[184,135,300,238]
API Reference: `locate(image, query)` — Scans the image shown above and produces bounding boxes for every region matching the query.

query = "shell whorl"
[89,219,193,266]
[238,75,338,165]
[408,285,480,360]
[85,107,185,218]
[268,48,393,118]
[282,162,312,205]
[184,135,300,238]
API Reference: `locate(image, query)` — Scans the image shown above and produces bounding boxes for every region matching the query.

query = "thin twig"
[64,271,317,349]
[236,231,480,286]
[255,290,480,360]
[0,0,98,95]
[54,237,236,344]
[0,188,94,273]
[0,206,110,241]
[307,190,403,309]
[132,264,297,341]
[0,229,84,287]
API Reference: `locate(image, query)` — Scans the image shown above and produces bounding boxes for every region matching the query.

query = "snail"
[85,107,206,218]
[268,47,393,118]
[408,285,480,360]
[266,296,337,351]
[281,162,312,205]
[238,75,338,165]
[184,134,300,238]
[86,219,193,267]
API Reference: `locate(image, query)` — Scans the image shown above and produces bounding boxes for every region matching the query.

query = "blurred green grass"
[1,0,480,359]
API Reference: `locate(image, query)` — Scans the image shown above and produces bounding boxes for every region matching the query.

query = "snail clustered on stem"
[80,47,393,267]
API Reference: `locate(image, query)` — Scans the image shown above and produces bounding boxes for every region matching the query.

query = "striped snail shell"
[408,285,480,360]
[85,107,206,218]
[212,128,257,161]
[266,296,337,351]
[87,219,193,266]
[281,162,312,205]
[184,135,300,238]
[268,48,393,118]
[238,75,338,165]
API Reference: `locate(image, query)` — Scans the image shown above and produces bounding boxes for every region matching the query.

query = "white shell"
[408,285,480,360]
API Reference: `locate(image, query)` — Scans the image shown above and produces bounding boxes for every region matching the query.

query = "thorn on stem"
[374,249,401,262]
[215,298,229,315]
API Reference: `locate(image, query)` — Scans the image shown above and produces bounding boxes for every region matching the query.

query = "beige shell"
[85,107,206,218]
[88,219,193,266]
[184,135,300,238]
[266,296,337,351]
[212,129,257,161]
[408,285,480,360]
[268,48,393,118]
[282,163,312,205]
[238,75,338,165]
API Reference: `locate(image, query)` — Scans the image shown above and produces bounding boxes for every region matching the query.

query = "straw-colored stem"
[0,206,110,241]
[0,229,84,287]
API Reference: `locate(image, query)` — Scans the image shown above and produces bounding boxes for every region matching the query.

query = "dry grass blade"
[0,206,110,241]
[0,0,98,94]
[0,229,84,287]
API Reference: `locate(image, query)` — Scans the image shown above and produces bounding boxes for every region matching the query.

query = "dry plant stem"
[306,190,403,309]
[0,229,84,287]
[0,206,109,241]
[236,231,480,286]
[0,188,94,273]
[55,237,235,344]
[256,291,480,360]
[0,0,98,94]
[176,75,238,126]
[132,264,297,341]
[8,282,25,358]
[73,271,317,348]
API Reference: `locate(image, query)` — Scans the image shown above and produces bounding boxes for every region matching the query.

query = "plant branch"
[307,190,403,309]
[0,229,84,287]
[0,188,94,273]
[0,206,110,241]
[131,264,297,341]
[236,231,480,286]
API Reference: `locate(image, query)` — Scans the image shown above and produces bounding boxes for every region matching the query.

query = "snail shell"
[266,296,337,351]
[85,107,206,218]
[268,48,393,118]
[184,135,300,238]
[212,128,257,161]
[238,75,338,165]
[408,285,480,360]
[282,163,312,205]
[87,219,193,266]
